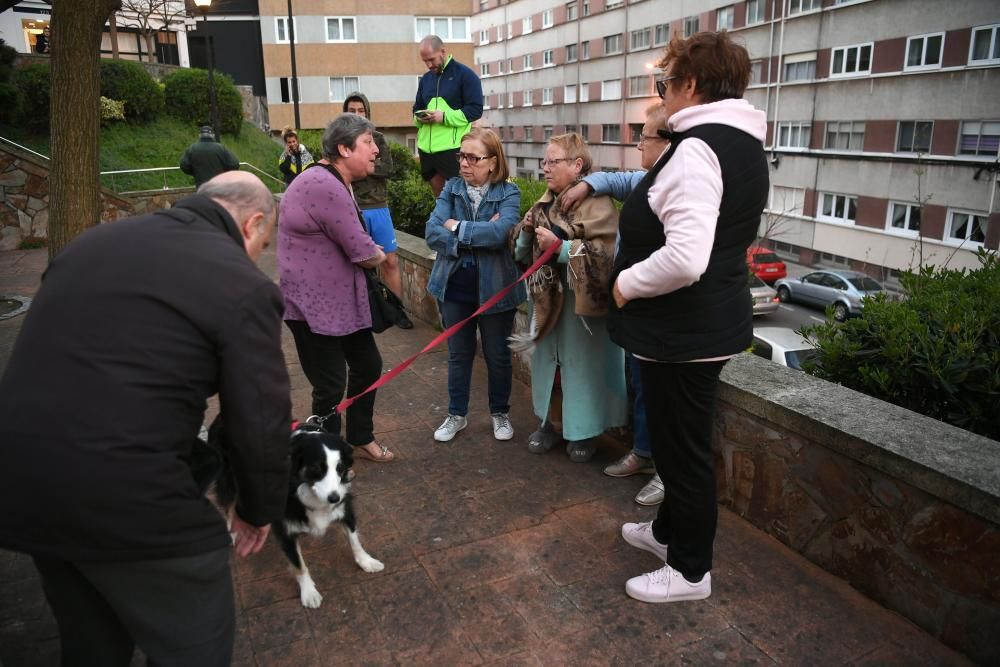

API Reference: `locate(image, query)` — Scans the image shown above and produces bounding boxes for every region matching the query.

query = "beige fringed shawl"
[508,187,619,351]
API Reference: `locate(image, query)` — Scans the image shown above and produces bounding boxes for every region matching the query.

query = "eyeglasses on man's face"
[655,75,679,99]
[637,134,665,146]
[538,157,576,169]
[456,152,492,165]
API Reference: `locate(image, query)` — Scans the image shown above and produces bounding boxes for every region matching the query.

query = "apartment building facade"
[259,0,474,145]
[472,0,1000,277]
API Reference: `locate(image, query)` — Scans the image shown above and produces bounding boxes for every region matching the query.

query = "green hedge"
[11,63,49,130]
[99,59,163,123]
[163,67,243,137]
[804,250,1000,440]
[0,39,19,124]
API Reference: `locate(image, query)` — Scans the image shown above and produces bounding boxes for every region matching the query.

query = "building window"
[508,58,514,71]
[606,0,624,8]
[415,17,469,42]
[566,43,578,62]
[275,17,297,44]
[278,77,295,103]
[717,6,735,31]
[498,59,505,74]
[480,63,489,77]
[524,126,534,141]
[630,28,650,51]
[325,17,356,42]
[329,76,360,101]
[566,2,578,22]
[602,124,621,143]
[579,124,589,139]
[969,24,1000,64]
[506,23,513,39]
[543,49,554,66]
[628,75,651,97]
[684,17,699,38]
[747,0,765,25]
[783,57,816,82]
[769,185,805,215]
[565,124,578,134]
[544,125,554,141]
[887,202,921,235]
[897,121,933,153]
[654,23,670,46]
[601,79,622,100]
[788,0,821,15]
[480,0,489,9]
[579,83,590,102]
[905,33,943,70]
[958,120,1000,156]
[750,61,764,85]
[542,87,554,105]
[604,34,623,55]
[479,29,489,45]
[824,121,865,151]
[522,16,533,35]
[523,53,533,69]
[564,84,577,103]
[831,43,873,77]
[581,41,590,60]
[629,123,643,143]
[817,193,858,224]
[583,1,590,17]
[776,121,811,149]
[507,91,514,108]
[946,210,987,245]
[543,9,554,28]
[523,89,533,106]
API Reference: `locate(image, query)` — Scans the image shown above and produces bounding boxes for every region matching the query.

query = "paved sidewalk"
[0,247,969,666]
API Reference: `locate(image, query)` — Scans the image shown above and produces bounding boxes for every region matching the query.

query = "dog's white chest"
[305,504,346,537]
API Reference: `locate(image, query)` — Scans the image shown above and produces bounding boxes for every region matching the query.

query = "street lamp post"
[193,0,219,141]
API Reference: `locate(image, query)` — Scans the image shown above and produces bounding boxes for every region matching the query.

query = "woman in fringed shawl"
[510,133,627,462]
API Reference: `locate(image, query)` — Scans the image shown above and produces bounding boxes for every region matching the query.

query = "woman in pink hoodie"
[607,31,769,605]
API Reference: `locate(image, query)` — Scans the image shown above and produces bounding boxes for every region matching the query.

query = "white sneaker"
[491,413,514,441]
[621,521,669,561]
[625,564,711,603]
[434,414,468,442]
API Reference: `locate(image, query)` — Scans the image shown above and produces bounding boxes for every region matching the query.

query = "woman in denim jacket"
[425,128,526,444]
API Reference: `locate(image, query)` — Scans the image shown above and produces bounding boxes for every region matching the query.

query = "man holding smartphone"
[413,35,484,197]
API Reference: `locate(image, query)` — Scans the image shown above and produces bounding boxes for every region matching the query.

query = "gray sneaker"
[491,413,514,441]
[635,474,664,506]
[434,414,468,442]
[603,451,655,478]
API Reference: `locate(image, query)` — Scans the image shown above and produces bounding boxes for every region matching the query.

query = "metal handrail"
[0,135,50,161]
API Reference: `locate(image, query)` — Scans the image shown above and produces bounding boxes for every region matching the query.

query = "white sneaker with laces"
[491,413,514,441]
[621,521,669,561]
[625,564,711,603]
[434,414,468,442]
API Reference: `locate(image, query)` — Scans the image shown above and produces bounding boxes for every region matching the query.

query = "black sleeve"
[217,282,292,526]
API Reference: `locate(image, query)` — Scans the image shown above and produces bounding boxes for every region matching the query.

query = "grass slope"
[1,117,285,192]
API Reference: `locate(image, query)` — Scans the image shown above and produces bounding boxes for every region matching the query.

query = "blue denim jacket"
[425,177,527,314]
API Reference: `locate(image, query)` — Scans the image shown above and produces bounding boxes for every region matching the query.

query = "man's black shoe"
[397,313,414,329]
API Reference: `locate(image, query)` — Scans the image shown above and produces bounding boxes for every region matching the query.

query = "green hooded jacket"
[343,92,393,210]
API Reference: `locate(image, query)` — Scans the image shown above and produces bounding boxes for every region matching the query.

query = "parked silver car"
[749,274,780,316]
[773,269,884,322]
[751,327,818,371]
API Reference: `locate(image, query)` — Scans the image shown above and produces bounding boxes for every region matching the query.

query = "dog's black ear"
[289,432,307,479]
[341,438,354,471]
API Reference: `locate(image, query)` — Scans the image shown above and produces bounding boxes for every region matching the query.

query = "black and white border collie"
[203,421,383,608]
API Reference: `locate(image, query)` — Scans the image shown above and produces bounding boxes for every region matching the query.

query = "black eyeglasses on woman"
[655,75,678,99]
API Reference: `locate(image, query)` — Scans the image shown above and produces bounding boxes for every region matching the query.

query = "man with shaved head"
[0,171,291,666]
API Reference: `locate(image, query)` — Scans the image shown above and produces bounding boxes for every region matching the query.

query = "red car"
[747,247,787,283]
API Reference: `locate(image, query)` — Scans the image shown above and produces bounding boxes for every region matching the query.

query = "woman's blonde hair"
[462,127,509,183]
[547,133,592,176]
[281,126,299,142]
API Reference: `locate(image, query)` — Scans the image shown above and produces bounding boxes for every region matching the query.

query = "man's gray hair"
[420,35,444,51]
[198,175,276,222]
[322,113,376,161]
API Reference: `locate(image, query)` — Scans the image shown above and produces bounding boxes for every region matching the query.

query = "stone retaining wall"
[393,229,999,664]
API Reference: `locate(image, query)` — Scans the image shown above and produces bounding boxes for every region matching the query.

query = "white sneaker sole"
[625,579,711,603]
[493,430,514,441]
[434,421,467,442]
[621,525,669,561]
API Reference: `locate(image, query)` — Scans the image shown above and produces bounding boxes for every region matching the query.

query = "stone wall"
[394,229,999,664]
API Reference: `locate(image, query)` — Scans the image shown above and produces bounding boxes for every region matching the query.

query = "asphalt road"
[754,301,830,333]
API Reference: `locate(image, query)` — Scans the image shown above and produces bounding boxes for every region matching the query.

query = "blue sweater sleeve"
[583,170,647,202]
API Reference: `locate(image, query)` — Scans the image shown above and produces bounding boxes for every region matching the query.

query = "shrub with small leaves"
[163,68,243,137]
[100,96,126,124]
[12,62,50,130]
[99,59,163,123]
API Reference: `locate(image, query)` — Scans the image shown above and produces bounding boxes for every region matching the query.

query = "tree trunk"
[143,31,156,63]
[109,11,119,59]
[48,0,122,260]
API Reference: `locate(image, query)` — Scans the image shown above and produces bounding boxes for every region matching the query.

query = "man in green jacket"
[180,126,240,188]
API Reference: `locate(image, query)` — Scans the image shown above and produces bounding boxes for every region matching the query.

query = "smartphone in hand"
[416,110,433,121]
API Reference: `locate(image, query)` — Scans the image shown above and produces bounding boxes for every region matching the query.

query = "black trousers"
[32,547,234,667]
[639,359,727,580]
[286,319,382,446]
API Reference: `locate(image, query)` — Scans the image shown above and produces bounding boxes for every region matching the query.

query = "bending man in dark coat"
[0,171,291,666]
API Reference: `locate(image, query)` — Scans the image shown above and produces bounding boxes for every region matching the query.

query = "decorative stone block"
[30,209,47,238]
[0,226,23,250]
[0,169,27,188]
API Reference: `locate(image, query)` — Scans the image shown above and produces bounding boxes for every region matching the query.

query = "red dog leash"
[333,239,562,415]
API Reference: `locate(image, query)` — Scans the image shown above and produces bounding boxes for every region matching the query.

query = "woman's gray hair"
[322,113,376,161]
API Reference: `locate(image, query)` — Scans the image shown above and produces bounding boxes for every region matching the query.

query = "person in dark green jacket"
[180,126,240,188]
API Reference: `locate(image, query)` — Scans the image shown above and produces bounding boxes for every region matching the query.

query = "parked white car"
[751,327,818,371]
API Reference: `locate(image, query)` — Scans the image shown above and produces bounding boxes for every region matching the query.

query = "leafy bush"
[163,68,243,137]
[388,142,420,180]
[0,40,19,124]
[12,62,50,130]
[99,59,163,123]
[100,96,126,124]
[512,177,547,218]
[387,172,436,237]
[803,250,1000,440]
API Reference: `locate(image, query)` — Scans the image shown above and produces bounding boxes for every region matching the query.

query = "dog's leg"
[274,524,323,608]
[340,513,384,573]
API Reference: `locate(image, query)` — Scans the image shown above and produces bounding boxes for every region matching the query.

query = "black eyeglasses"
[456,152,492,165]
[538,157,576,169]
[655,75,678,99]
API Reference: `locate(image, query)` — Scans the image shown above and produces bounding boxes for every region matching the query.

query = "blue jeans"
[439,300,516,416]
[630,354,652,458]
